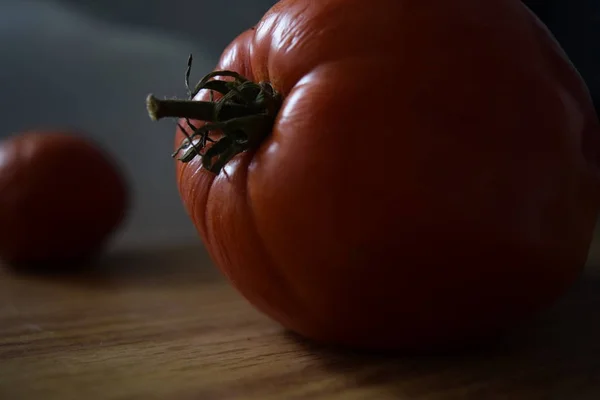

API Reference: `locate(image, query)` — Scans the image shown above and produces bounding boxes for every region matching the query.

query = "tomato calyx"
[146,54,282,174]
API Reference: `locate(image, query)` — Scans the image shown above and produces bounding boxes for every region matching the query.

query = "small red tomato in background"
[0,130,129,270]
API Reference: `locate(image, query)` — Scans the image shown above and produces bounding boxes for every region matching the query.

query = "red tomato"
[148,0,600,350]
[0,131,129,269]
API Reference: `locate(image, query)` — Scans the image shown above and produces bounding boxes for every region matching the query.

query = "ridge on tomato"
[147,0,600,351]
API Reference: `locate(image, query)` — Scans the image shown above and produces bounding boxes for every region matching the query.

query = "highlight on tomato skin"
[0,130,130,272]
[147,0,600,352]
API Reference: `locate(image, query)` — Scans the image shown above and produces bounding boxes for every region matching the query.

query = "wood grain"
[1,240,600,400]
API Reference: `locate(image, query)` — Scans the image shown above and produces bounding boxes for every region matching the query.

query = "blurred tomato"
[0,131,129,269]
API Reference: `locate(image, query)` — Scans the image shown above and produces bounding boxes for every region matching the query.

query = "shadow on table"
[0,244,225,288]
[285,270,600,398]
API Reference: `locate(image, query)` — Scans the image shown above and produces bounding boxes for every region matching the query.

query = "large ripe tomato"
[0,131,129,269]
[148,0,600,350]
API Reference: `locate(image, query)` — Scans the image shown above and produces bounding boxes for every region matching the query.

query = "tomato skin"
[0,131,129,268]
[176,0,600,350]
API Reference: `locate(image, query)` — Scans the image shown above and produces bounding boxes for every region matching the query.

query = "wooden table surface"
[1,239,600,400]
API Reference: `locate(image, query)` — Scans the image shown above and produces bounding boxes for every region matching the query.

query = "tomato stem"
[146,54,282,174]
[146,96,257,122]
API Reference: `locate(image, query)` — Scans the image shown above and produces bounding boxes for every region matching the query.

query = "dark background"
[0,0,597,250]
[523,0,599,110]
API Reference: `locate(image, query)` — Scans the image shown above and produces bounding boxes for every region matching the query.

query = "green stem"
[145,60,283,174]
[146,95,257,122]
